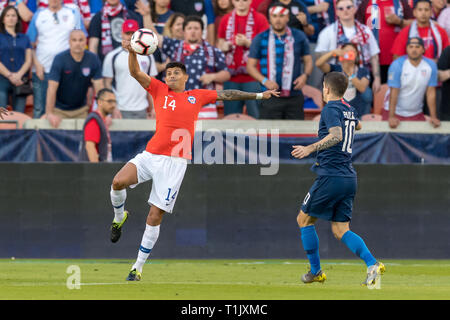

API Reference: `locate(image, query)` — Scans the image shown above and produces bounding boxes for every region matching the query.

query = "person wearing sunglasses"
[79,88,116,162]
[315,0,381,94]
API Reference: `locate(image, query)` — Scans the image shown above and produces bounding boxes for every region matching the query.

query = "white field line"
[6,281,304,287]
[3,262,450,288]
[3,260,450,268]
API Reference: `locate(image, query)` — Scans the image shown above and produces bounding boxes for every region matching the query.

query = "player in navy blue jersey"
[291,72,385,288]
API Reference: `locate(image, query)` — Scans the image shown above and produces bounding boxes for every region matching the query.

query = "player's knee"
[147,207,165,226]
[112,176,126,190]
[296,213,303,227]
[331,225,347,240]
[332,229,343,240]
[296,211,311,228]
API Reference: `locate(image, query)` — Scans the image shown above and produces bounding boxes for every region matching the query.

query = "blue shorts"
[300,176,357,222]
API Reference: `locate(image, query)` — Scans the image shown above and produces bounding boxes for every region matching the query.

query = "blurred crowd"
[0,0,449,129]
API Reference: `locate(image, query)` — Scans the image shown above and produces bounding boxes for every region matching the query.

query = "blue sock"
[300,225,321,275]
[341,231,377,267]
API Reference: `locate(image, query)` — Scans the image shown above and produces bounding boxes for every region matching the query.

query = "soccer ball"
[130,28,158,55]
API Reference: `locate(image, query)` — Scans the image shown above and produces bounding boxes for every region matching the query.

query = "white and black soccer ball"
[130,28,158,55]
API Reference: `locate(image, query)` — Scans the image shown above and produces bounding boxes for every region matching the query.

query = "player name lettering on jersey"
[343,111,356,120]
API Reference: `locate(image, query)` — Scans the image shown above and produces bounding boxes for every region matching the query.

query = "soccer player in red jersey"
[110,39,279,281]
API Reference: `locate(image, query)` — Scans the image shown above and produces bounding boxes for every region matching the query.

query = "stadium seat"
[361,113,382,121]
[373,84,388,115]
[0,111,32,129]
[222,113,256,120]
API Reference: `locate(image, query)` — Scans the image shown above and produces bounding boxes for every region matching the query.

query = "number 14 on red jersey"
[163,96,176,111]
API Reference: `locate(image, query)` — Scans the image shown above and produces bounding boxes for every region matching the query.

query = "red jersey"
[251,0,265,11]
[391,24,449,60]
[364,0,401,65]
[218,10,269,83]
[145,78,217,159]
[84,111,106,153]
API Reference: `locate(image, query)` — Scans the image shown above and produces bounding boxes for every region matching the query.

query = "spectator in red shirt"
[217,0,269,117]
[251,0,266,10]
[356,0,414,83]
[212,0,234,45]
[391,0,449,61]
[79,88,116,163]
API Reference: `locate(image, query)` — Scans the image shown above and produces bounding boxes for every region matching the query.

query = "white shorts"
[129,151,187,213]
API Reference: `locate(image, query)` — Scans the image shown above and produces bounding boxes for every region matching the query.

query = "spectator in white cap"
[103,19,158,119]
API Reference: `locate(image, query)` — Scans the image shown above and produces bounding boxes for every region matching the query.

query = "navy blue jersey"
[312,99,359,177]
[49,50,102,111]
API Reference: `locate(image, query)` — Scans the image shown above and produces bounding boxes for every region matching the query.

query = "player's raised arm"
[216,89,280,101]
[291,126,343,159]
[123,39,151,89]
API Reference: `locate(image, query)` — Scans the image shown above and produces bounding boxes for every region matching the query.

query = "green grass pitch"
[1,259,449,300]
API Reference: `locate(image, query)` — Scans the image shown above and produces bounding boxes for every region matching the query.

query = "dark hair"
[165,61,187,74]
[96,88,115,100]
[414,0,431,8]
[149,0,158,23]
[183,15,204,30]
[324,72,348,97]
[0,6,22,34]
[407,36,425,47]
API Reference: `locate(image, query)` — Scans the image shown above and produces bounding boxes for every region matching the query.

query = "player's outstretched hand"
[0,107,9,120]
[262,89,280,99]
[291,145,313,159]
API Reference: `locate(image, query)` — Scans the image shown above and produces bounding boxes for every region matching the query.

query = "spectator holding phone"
[316,43,372,117]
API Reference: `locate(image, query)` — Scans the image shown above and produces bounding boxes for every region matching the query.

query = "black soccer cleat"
[110,211,128,243]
